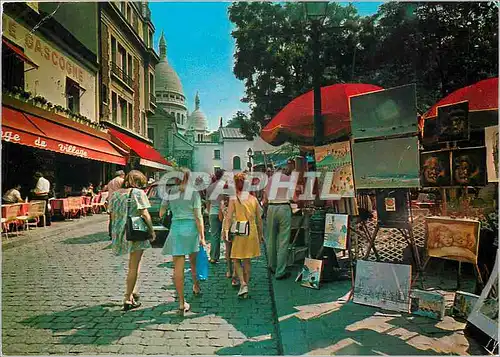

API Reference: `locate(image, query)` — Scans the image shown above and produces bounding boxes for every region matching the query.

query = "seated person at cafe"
[3,184,23,204]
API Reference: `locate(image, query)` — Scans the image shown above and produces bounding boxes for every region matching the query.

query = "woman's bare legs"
[188,252,200,293]
[242,259,251,285]
[225,241,233,278]
[233,258,245,286]
[173,255,186,309]
[125,250,144,302]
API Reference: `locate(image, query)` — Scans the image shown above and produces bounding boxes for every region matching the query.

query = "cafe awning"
[2,37,38,71]
[2,106,127,165]
[108,128,172,171]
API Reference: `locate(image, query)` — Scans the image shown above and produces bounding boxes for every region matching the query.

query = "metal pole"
[312,20,323,147]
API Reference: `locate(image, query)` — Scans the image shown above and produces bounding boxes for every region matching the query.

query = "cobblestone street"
[2,215,279,355]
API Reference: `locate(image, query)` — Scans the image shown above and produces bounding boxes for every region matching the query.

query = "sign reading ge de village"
[3,15,86,84]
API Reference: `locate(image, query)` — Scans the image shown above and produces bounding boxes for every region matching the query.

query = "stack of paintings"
[323,214,349,250]
[453,291,480,319]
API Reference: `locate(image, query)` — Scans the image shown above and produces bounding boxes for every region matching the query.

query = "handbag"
[196,244,209,281]
[229,196,250,236]
[126,189,150,242]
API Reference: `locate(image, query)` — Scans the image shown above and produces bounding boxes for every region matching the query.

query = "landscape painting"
[420,150,452,187]
[410,289,445,320]
[426,217,480,264]
[451,148,487,186]
[485,126,499,183]
[315,141,355,199]
[437,101,469,143]
[352,136,420,189]
[350,83,417,139]
[323,214,349,250]
[453,291,480,319]
[300,258,323,290]
[353,260,412,313]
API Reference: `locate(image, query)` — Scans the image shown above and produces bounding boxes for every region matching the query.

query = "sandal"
[193,283,202,296]
[231,277,240,287]
[226,271,232,279]
[132,293,140,302]
[177,302,190,315]
[123,300,141,311]
[238,284,248,298]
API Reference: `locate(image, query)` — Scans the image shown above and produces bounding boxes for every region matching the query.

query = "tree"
[227,111,260,140]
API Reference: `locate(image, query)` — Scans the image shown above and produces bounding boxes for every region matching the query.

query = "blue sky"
[150,2,382,130]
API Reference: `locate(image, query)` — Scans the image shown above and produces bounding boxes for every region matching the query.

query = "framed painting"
[315,141,355,199]
[323,214,349,250]
[451,147,487,186]
[350,83,417,140]
[425,216,480,264]
[420,150,452,187]
[437,101,469,143]
[468,255,498,341]
[352,136,420,189]
[375,189,410,228]
[353,260,412,313]
[298,258,323,290]
[410,289,445,320]
[485,126,499,183]
[453,291,480,320]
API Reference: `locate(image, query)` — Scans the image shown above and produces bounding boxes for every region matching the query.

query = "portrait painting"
[410,289,445,320]
[437,101,469,142]
[420,150,451,187]
[468,256,498,341]
[353,260,412,313]
[352,136,420,189]
[350,84,417,140]
[375,189,409,228]
[426,216,480,264]
[451,148,486,186]
[315,141,355,199]
[323,214,349,250]
[299,258,323,290]
[485,126,499,183]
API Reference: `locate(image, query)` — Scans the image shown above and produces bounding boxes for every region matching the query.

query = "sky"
[150,2,382,131]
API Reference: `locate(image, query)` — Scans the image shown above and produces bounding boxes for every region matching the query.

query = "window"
[149,73,154,96]
[148,30,153,48]
[141,112,146,134]
[120,2,126,14]
[181,114,185,125]
[2,42,25,91]
[126,5,132,22]
[120,98,127,127]
[214,166,221,173]
[66,77,80,114]
[101,84,108,104]
[119,45,126,71]
[112,92,117,122]
[214,150,221,160]
[147,127,154,141]
[128,103,133,129]
[176,113,180,124]
[233,156,241,170]
[111,36,117,64]
[127,54,132,79]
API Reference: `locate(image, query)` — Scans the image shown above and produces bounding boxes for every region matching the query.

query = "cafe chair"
[17,201,46,231]
[82,196,93,216]
[94,192,109,213]
[67,196,83,218]
[2,204,22,239]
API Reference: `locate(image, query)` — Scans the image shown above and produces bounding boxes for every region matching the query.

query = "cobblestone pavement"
[2,215,279,355]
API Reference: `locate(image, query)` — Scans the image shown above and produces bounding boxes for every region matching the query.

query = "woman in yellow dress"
[222,172,263,297]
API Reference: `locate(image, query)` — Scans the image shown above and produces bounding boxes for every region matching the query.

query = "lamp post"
[304,2,328,147]
[247,147,254,172]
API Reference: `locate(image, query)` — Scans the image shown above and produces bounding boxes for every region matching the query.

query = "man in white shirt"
[32,172,52,226]
[3,184,23,204]
[106,170,125,238]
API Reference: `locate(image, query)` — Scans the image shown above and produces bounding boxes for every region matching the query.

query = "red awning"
[2,106,127,165]
[108,128,172,170]
[2,37,38,69]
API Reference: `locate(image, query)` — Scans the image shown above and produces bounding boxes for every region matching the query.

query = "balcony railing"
[111,62,133,88]
[150,93,156,106]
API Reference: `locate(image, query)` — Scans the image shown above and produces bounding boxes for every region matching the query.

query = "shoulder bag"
[229,196,251,236]
[126,188,150,241]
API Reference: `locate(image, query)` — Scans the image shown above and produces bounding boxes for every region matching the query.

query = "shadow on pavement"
[61,232,110,245]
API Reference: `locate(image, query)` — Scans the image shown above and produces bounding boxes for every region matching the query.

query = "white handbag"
[229,197,251,236]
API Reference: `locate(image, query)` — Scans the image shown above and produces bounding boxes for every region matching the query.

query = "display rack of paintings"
[451,147,487,186]
[420,150,452,187]
[484,126,498,183]
[314,141,355,200]
[323,213,349,250]
[468,255,498,342]
[296,258,323,290]
[353,260,412,313]
[352,136,420,189]
[410,289,446,320]
[375,189,410,228]
[350,83,417,140]
[436,101,469,143]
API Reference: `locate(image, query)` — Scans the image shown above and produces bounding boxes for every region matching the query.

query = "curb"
[2,214,108,250]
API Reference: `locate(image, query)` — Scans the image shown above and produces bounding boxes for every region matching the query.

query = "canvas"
[375,189,410,228]
[420,150,452,187]
[410,289,445,320]
[323,214,349,250]
[451,147,487,186]
[315,141,355,199]
[453,291,480,319]
[485,126,499,183]
[437,101,469,143]
[352,136,420,189]
[426,216,480,264]
[353,260,412,313]
[468,255,498,341]
[350,84,417,139]
[299,258,323,290]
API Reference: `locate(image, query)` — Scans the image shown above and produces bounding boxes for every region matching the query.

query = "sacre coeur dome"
[155,31,184,96]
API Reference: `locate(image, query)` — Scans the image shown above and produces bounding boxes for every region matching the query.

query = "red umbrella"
[421,77,498,129]
[261,83,383,146]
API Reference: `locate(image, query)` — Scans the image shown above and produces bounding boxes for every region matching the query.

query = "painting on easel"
[375,189,410,228]
[437,101,469,143]
[420,150,451,187]
[426,216,480,264]
[451,147,487,186]
[485,125,499,183]
[323,214,349,250]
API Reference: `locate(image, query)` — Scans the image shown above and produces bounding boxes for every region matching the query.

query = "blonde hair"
[123,170,147,189]
[178,167,190,193]
[234,172,246,193]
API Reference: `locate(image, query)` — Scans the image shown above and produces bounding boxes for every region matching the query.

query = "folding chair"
[17,201,46,230]
[67,197,83,219]
[82,196,93,216]
[2,205,22,239]
[95,192,109,213]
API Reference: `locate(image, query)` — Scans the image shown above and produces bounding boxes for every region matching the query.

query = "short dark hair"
[34,171,43,178]
[214,168,225,181]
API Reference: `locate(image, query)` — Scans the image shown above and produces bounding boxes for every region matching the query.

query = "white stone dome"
[188,92,208,131]
[155,32,184,96]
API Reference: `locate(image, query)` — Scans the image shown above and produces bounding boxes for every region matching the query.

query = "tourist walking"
[160,168,206,315]
[106,170,125,238]
[108,170,155,311]
[222,172,263,298]
[206,169,225,263]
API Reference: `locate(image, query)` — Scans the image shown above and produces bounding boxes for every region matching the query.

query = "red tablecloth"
[82,196,91,206]
[1,203,29,217]
[50,198,69,215]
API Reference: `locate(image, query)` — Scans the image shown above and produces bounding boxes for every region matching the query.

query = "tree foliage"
[229,1,498,137]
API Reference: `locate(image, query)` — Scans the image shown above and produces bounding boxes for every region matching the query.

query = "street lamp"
[247,148,254,171]
[304,1,328,147]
